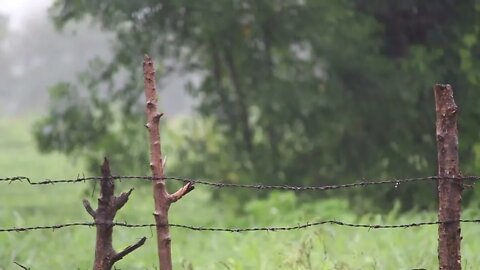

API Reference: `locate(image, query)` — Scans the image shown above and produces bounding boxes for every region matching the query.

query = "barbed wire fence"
[2,174,479,189]
[0,173,477,270]
[1,69,468,270]
[1,173,480,233]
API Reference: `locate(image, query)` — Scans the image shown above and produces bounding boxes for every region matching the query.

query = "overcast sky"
[0,0,52,31]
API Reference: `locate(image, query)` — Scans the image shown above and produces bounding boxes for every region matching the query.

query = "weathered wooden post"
[434,84,462,270]
[83,158,146,270]
[143,55,194,270]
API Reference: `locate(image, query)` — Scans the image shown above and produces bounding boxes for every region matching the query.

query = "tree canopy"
[35,0,480,209]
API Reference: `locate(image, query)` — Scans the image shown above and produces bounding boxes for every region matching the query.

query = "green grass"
[1,117,480,269]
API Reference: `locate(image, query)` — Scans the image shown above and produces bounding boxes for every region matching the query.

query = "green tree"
[36,0,480,209]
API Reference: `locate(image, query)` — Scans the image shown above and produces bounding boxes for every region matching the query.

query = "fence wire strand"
[2,219,480,233]
[1,175,479,191]
[2,175,479,234]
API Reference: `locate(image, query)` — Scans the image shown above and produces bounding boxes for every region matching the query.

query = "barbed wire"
[1,175,478,191]
[135,175,478,190]
[0,176,31,183]
[2,219,480,233]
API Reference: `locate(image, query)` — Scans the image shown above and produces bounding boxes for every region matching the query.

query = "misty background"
[0,0,192,117]
[1,1,480,269]
[2,0,480,210]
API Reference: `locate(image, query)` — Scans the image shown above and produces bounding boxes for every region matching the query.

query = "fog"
[0,3,192,117]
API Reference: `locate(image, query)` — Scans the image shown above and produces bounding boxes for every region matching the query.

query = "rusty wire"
[1,219,480,233]
[1,175,479,191]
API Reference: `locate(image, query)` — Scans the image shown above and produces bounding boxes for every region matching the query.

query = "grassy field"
[1,117,480,269]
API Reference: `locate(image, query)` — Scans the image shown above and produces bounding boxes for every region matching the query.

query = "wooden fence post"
[434,84,463,270]
[143,55,194,270]
[83,158,146,270]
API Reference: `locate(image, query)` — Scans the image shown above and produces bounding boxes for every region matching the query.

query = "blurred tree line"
[35,0,480,210]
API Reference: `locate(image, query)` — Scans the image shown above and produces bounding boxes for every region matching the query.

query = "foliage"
[35,0,480,209]
[3,183,480,269]
[0,117,83,178]
[3,120,480,269]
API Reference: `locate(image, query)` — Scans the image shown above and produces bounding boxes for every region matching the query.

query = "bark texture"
[84,158,146,270]
[434,84,462,270]
[143,55,193,270]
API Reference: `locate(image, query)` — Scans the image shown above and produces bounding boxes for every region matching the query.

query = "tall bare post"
[143,55,194,270]
[83,158,146,270]
[434,84,462,270]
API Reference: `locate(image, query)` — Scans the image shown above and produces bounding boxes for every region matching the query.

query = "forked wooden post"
[83,158,146,270]
[143,55,194,270]
[434,84,462,270]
